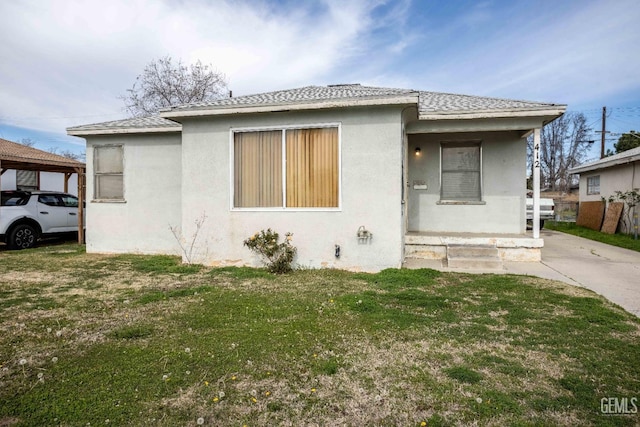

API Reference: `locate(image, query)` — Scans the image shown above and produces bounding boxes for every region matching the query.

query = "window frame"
[438,140,484,204]
[587,175,600,195]
[16,170,39,191]
[230,123,342,211]
[93,144,125,202]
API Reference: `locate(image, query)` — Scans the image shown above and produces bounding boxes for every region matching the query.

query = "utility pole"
[600,106,606,159]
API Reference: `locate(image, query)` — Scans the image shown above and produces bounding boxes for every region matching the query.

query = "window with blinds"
[16,170,39,191]
[94,145,124,200]
[440,142,482,201]
[233,126,339,209]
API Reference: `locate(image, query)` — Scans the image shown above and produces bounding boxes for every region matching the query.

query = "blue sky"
[1,0,639,161]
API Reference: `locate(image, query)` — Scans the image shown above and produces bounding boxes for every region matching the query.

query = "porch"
[404,231,543,270]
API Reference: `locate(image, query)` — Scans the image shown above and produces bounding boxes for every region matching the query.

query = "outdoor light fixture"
[415,147,421,156]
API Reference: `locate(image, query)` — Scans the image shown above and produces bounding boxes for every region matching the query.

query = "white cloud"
[0,0,392,132]
[0,0,638,140]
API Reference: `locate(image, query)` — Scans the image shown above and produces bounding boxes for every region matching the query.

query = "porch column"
[533,128,541,239]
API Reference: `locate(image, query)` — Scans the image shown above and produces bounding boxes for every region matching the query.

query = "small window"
[94,145,124,200]
[587,175,600,195]
[440,142,482,201]
[16,170,39,191]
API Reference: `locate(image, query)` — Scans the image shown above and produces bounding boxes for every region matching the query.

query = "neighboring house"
[0,138,81,195]
[569,146,640,233]
[67,84,565,271]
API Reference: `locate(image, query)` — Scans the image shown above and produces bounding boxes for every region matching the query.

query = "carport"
[0,138,86,244]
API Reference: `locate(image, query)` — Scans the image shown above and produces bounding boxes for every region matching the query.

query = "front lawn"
[1,245,639,426]
[546,221,640,252]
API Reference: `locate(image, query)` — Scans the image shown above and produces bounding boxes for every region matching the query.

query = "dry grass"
[1,245,639,426]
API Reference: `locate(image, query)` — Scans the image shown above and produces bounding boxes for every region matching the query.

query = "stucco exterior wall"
[84,133,182,254]
[180,106,405,271]
[579,162,639,233]
[578,162,639,202]
[407,131,526,234]
[1,170,79,195]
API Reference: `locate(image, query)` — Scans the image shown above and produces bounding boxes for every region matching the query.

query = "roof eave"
[67,126,182,137]
[418,106,567,121]
[569,154,640,174]
[160,95,420,119]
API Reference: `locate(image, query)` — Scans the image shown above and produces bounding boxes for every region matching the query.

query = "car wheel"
[8,224,38,250]
[539,220,545,229]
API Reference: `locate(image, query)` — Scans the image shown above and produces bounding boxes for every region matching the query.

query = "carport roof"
[0,138,85,173]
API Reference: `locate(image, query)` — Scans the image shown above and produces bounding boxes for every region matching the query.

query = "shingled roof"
[67,116,181,136]
[569,146,640,174]
[0,138,85,173]
[164,84,417,111]
[68,84,565,134]
[161,84,564,119]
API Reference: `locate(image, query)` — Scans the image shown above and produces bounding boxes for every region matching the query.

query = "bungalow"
[67,84,565,271]
[569,146,640,233]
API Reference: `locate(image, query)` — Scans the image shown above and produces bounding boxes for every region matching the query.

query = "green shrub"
[243,229,297,274]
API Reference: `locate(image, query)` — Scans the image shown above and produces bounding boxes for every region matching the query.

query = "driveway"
[505,230,640,317]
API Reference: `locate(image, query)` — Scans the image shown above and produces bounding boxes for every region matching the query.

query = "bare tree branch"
[528,112,591,192]
[120,56,229,117]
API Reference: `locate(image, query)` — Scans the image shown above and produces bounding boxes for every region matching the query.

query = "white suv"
[0,191,82,249]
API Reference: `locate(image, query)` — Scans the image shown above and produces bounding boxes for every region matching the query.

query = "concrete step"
[446,244,503,270]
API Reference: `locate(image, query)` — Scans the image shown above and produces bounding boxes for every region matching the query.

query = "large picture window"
[233,126,339,209]
[440,141,482,202]
[94,145,124,200]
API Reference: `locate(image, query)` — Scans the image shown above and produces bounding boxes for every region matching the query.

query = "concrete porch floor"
[405,231,543,263]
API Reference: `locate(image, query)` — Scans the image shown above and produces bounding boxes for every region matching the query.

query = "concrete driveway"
[505,230,640,317]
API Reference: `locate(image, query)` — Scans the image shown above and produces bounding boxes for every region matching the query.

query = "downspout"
[400,114,408,267]
[399,105,417,266]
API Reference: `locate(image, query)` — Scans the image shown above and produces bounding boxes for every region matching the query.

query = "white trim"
[438,140,483,202]
[93,144,125,202]
[533,128,541,239]
[68,126,181,136]
[569,148,640,174]
[281,130,287,208]
[230,122,342,133]
[231,207,342,212]
[586,175,601,195]
[162,96,419,119]
[419,107,566,121]
[229,123,342,211]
